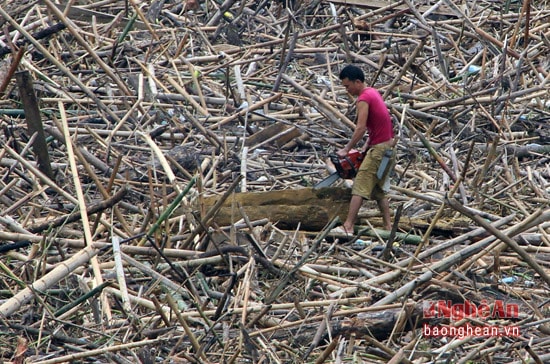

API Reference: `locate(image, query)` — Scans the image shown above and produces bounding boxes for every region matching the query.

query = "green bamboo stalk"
[0,260,26,288]
[112,12,138,57]
[54,281,112,317]
[358,227,422,245]
[139,176,197,245]
[0,109,25,116]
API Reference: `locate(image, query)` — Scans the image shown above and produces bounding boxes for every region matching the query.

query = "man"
[332,64,395,234]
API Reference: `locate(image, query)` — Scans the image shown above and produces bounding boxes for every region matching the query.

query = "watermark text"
[423,323,520,339]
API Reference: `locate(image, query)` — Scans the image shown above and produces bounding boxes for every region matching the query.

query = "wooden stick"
[111,236,133,316]
[58,101,111,320]
[15,71,54,180]
[273,19,298,93]
[121,252,192,299]
[0,46,25,95]
[404,118,458,182]
[382,38,427,99]
[314,337,339,364]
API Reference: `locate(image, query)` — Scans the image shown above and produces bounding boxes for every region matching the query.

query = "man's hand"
[336,148,349,158]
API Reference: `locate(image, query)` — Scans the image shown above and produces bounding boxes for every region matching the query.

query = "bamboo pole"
[382,38,427,99]
[166,76,211,116]
[404,118,458,182]
[0,245,98,317]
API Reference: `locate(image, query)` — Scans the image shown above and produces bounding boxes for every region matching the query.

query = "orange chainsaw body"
[330,149,364,179]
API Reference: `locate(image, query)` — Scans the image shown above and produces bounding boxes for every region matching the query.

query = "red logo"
[423,300,519,320]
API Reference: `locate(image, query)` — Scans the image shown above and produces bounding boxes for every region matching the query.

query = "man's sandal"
[329,226,352,237]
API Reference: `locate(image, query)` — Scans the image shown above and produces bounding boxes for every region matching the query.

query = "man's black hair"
[339,65,365,82]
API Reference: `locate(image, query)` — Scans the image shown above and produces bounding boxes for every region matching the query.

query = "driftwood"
[0,0,549,363]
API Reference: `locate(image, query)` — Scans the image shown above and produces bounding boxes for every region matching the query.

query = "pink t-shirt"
[357,87,394,146]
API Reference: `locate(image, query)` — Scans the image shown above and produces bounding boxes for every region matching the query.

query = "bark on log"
[200,187,351,230]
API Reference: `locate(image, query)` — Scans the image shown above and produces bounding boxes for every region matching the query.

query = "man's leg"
[342,194,363,232]
[377,197,391,231]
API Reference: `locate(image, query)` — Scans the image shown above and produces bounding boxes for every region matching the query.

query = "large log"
[201,187,473,235]
[200,187,351,231]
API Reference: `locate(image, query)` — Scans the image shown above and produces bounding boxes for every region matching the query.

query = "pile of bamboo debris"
[0,0,549,362]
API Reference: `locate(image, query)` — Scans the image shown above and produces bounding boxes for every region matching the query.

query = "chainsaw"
[314,149,365,188]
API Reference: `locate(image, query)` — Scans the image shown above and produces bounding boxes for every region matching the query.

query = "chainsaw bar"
[314,172,340,188]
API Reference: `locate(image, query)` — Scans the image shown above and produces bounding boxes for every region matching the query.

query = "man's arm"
[337,101,369,157]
